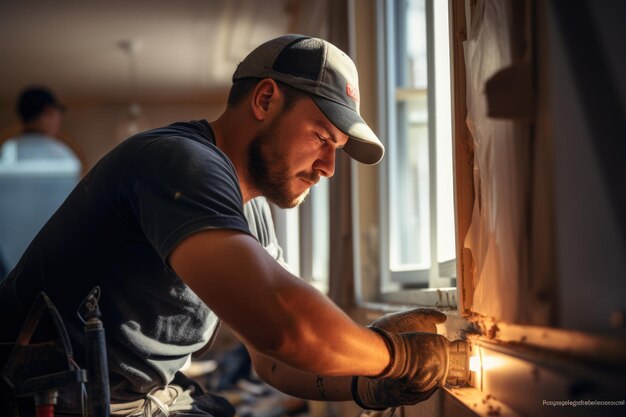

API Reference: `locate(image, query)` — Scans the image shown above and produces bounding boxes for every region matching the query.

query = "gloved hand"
[352,324,449,410]
[352,375,439,410]
[370,308,447,334]
[374,309,471,390]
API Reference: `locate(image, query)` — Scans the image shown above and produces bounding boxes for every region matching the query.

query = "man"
[0,35,450,416]
[0,86,81,275]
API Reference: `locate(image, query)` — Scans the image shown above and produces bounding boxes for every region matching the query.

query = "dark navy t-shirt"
[0,120,257,399]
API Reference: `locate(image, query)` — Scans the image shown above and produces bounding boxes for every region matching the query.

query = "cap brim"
[311,96,384,165]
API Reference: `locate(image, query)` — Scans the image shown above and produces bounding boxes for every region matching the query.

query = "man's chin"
[272,188,310,209]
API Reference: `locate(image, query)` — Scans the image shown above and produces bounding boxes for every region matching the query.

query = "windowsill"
[348,301,467,342]
[351,287,458,313]
[379,287,457,308]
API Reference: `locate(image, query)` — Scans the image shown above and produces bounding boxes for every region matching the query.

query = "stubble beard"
[246,119,314,209]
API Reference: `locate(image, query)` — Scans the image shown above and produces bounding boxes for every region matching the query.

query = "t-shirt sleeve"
[123,136,252,263]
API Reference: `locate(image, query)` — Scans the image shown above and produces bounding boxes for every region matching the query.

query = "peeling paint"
[487,323,499,339]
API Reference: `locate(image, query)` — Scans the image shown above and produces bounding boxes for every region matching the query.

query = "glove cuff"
[351,376,387,411]
[368,327,395,379]
[369,326,406,379]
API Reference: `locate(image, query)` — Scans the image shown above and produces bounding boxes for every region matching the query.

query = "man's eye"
[316,133,327,144]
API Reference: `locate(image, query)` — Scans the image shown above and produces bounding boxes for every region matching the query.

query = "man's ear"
[251,79,280,121]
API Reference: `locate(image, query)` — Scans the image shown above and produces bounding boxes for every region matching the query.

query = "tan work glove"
[352,309,449,411]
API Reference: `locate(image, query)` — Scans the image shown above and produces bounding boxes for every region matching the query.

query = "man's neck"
[209,116,258,204]
[22,120,49,136]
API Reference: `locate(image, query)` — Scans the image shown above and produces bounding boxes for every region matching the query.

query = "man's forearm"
[170,230,391,377]
[247,345,353,401]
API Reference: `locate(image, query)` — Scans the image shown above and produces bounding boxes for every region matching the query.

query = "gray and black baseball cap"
[233,34,384,165]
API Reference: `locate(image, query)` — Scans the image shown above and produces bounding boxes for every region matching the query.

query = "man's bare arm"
[246,343,353,401]
[169,229,389,377]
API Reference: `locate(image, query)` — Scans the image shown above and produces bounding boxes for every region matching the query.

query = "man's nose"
[313,146,336,178]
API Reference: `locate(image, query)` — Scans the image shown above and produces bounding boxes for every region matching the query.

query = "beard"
[246,117,319,209]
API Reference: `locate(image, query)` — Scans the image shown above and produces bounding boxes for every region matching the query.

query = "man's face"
[246,97,349,208]
[41,106,63,137]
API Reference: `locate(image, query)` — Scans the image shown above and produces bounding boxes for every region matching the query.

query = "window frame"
[371,0,457,305]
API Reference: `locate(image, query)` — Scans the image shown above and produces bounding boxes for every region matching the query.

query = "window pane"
[390,99,431,271]
[405,0,428,89]
[389,0,431,271]
[311,179,329,292]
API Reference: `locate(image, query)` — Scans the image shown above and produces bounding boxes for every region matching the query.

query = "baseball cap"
[16,86,66,123]
[233,34,384,165]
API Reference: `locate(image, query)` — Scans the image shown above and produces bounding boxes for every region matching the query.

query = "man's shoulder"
[112,119,231,172]
[135,120,213,142]
[132,120,219,155]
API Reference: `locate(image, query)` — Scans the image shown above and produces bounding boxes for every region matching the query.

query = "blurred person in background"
[0,86,81,277]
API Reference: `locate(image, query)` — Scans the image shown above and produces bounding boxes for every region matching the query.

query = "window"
[376,0,456,302]
[299,179,330,293]
[271,179,330,293]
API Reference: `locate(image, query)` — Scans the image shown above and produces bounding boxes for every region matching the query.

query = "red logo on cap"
[346,82,359,103]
